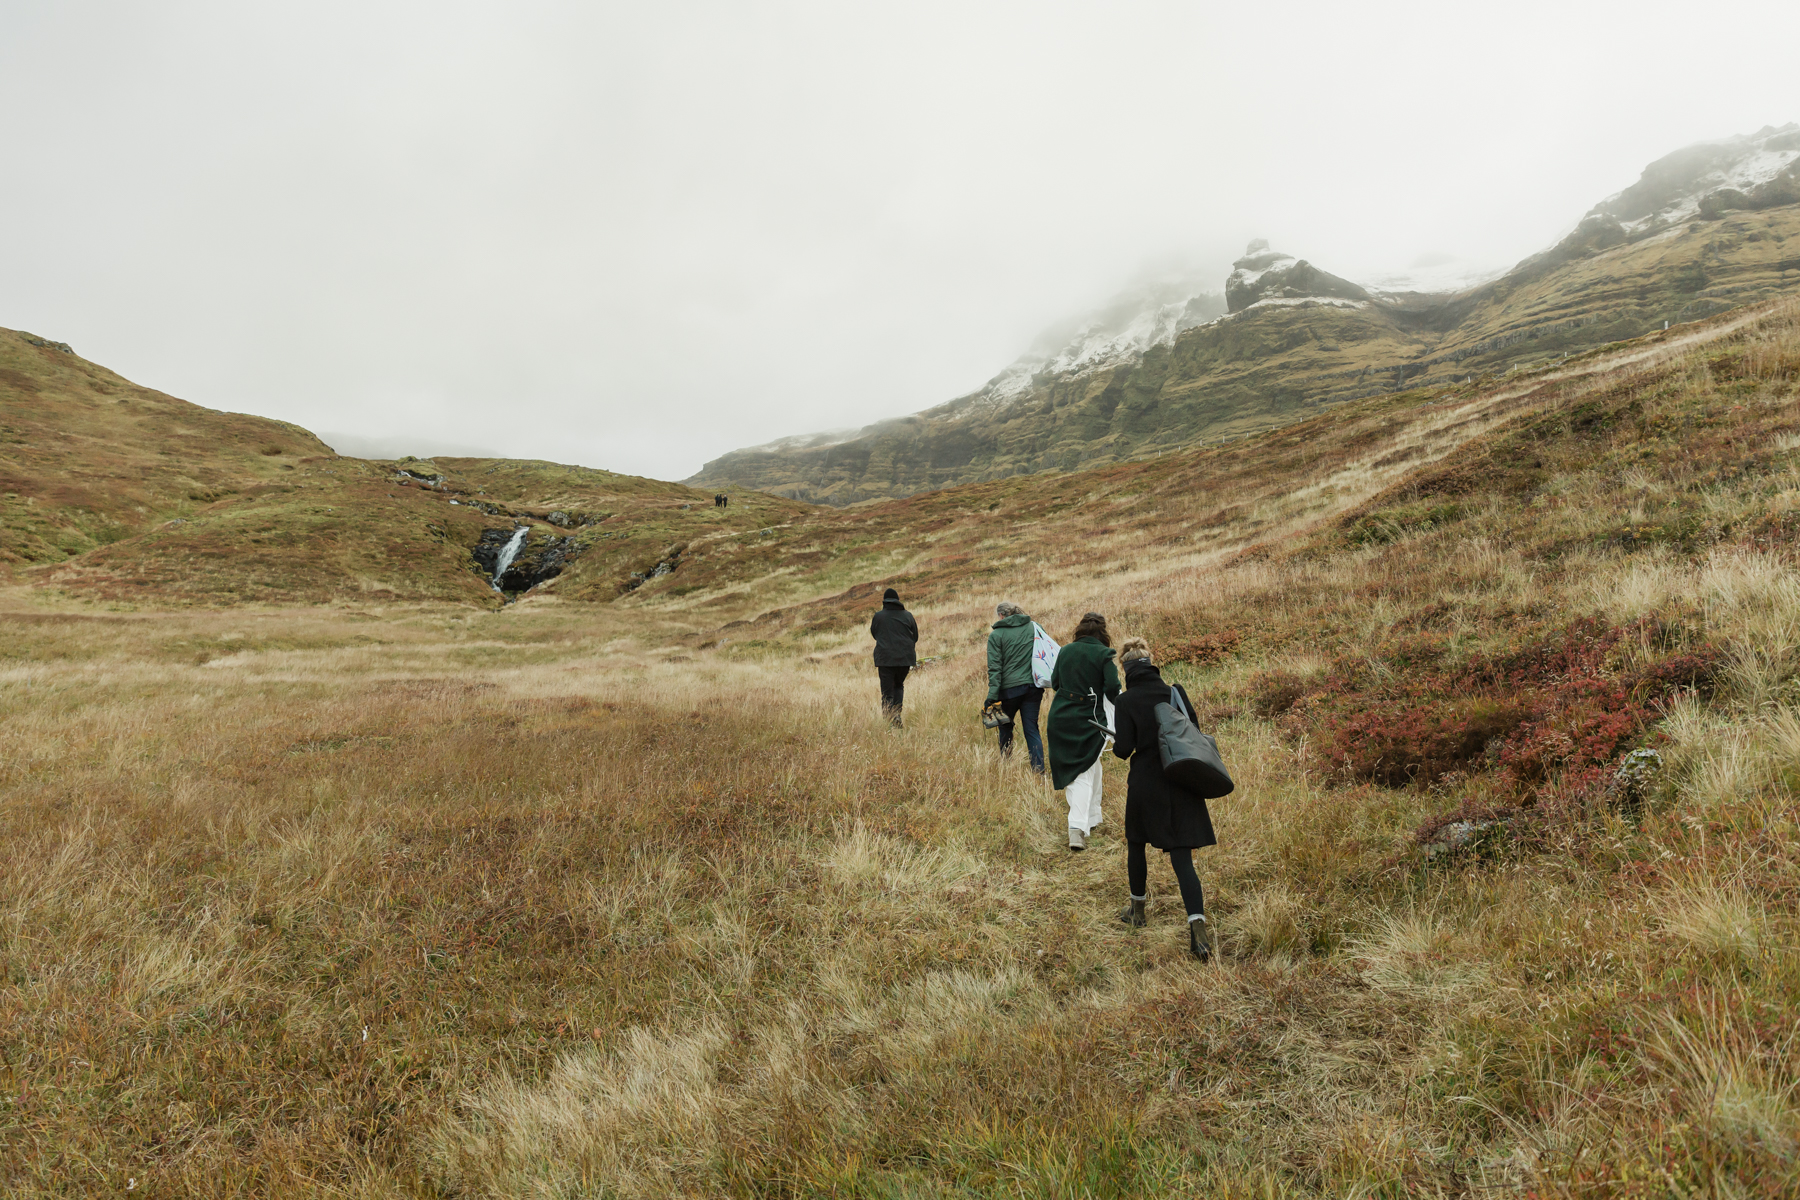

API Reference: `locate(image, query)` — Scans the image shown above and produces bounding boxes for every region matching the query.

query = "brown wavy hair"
[1069,611,1110,647]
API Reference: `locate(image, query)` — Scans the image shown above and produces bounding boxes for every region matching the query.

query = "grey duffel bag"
[1155,688,1234,799]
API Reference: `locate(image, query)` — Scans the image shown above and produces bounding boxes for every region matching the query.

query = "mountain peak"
[1592,123,1800,236]
[1225,242,1369,314]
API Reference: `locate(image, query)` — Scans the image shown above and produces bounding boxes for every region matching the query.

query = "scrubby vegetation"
[3,301,1800,1195]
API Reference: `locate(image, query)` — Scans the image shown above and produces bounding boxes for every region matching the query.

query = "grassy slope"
[611,303,1788,646]
[0,328,333,563]
[690,206,1800,502]
[3,300,1799,1195]
[0,331,809,606]
[423,457,810,604]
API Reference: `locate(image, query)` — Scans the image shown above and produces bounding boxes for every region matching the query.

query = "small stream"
[471,525,582,599]
[489,526,529,590]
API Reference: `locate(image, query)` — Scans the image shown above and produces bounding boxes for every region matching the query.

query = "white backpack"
[1030,622,1059,688]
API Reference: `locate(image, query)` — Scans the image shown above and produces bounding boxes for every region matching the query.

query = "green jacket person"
[985,601,1045,773]
[1046,611,1120,851]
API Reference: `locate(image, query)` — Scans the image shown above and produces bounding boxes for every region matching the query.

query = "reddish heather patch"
[1272,616,1720,802]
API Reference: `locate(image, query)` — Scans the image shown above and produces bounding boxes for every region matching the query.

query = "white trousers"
[1066,755,1105,833]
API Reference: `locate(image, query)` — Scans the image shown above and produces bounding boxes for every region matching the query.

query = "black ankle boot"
[1188,919,1211,962]
[1118,898,1146,928]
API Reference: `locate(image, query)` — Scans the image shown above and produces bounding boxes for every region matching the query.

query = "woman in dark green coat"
[1046,612,1120,851]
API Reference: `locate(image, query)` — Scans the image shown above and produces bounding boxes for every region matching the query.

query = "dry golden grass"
[5,301,1800,1196]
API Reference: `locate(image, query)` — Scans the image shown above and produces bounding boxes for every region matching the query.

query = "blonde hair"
[1119,636,1152,665]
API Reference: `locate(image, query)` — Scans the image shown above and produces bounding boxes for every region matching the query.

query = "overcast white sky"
[3,2,1797,480]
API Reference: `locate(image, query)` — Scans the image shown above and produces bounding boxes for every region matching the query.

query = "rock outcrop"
[472,526,585,593]
[1225,241,1370,313]
[1531,123,1800,272]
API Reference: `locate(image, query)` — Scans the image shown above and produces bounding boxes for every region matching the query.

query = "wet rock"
[506,535,582,590]
[472,528,586,592]
[471,527,522,579]
[619,542,687,594]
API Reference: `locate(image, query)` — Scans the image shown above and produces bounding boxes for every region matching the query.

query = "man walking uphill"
[869,587,918,727]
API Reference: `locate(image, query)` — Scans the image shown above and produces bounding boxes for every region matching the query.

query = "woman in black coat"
[1110,637,1217,961]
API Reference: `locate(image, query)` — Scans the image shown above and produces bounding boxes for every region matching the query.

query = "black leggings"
[1128,841,1205,919]
[877,665,909,723]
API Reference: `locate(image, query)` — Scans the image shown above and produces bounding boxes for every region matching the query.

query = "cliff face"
[690,127,1800,505]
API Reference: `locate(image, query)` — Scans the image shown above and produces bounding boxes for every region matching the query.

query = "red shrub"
[1302,617,1694,797]
[1496,678,1651,799]
[1629,646,1726,698]
[1328,697,1528,787]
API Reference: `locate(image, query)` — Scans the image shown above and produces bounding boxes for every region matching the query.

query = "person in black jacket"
[1110,637,1217,961]
[869,587,919,727]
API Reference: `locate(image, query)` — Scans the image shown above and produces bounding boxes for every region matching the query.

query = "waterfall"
[491,526,529,589]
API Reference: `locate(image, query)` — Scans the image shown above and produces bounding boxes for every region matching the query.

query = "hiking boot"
[1118,898,1146,928]
[1188,918,1211,963]
[1068,827,1086,852]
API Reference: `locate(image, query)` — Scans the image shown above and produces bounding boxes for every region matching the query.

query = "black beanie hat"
[883,587,899,602]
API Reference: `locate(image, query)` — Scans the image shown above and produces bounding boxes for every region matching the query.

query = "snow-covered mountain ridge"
[1599,123,1800,234]
[976,124,1800,418]
[1225,240,1371,314]
[968,276,1226,411]
[692,125,1800,503]
[1542,124,1800,264]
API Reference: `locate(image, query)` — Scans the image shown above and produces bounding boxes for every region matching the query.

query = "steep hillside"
[1,327,807,606]
[691,124,1800,504]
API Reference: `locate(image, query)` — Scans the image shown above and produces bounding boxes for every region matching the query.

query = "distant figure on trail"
[1046,611,1120,851]
[714,493,728,508]
[869,587,918,728]
[1110,637,1216,961]
[984,601,1046,774]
